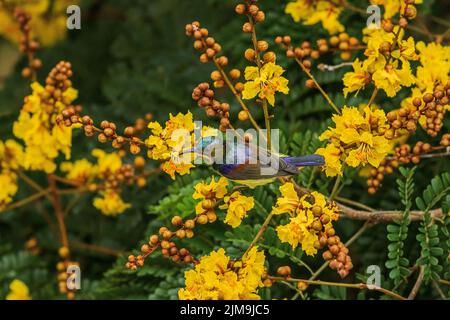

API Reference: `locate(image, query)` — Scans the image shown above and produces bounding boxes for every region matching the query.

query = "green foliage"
[385,167,416,285]
[415,173,449,282]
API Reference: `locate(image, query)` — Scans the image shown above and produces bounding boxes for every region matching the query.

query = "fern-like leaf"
[415,172,450,282]
[385,167,416,285]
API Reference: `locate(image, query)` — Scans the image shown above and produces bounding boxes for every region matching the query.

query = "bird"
[182,135,325,188]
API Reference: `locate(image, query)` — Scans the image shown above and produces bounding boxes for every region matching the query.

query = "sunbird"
[182,135,325,188]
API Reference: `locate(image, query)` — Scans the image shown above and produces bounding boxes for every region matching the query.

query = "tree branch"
[337,203,443,223]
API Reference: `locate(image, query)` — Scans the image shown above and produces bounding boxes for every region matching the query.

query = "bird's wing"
[214,157,297,181]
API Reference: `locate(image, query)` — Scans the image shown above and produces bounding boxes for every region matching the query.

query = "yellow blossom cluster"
[219,191,255,228]
[414,41,450,93]
[146,111,207,179]
[6,279,31,300]
[60,149,131,216]
[0,0,77,46]
[0,139,24,211]
[401,41,450,128]
[242,62,289,106]
[92,190,131,216]
[371,0,423,19]
[13,82,77,173]
[192,176,255,228]
[316,106,392,177]
[178,247,265,300]
[285,0,345,35]
[193,176,229,214]
[343,27,417,97]
[272,183,339,256]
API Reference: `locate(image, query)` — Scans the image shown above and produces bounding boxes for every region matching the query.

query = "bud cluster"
[126,215,198,269]
[321,234,353,278]
[367,139,448,194]
[192,82,231,131]
[185,21,228,66]
[12,7,42,78]
[58,107,151,156]
[412,83,449,137]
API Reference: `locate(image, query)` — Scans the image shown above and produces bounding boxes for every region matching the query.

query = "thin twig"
[269,276,406,300]
[48,174,70,248]
[407,266,425,300]
[72,241,124,257]
[243,212,274,257]
[295,57,341,114]
[1,189,49,212]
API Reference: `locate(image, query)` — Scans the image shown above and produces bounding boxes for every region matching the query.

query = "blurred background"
[0,0,448,299]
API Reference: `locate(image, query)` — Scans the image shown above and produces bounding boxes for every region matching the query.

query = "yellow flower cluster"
[343,27,416,97]
[285,0,344,34]
[178,247,265,300]
[0,139,24,211]
[220,191,255,228]
[6,279,31,300]
[193,176,228,213]
[272,183,339,256]
[61,149,131,216]
[93,190,131,216]
[146,112,198,179]
[415,41,450,93]
[242,62,289,107]
[371,0,423,19]
[400,41,450,127]
[0,0,77,46]
[13,82,77,173]
[316,106,391,177]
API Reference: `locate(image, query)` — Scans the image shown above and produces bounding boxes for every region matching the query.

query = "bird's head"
[181,135,224,164]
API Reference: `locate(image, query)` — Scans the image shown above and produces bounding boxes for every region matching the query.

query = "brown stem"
[1,189,49,212]
[407,266,425,300]
[243,212,274,257]
[269,276,406,300]
[47,174,70,248]
[72,241,123,257]
[213,59,261,131]
[294,57,340,114]
[337,203,443,222]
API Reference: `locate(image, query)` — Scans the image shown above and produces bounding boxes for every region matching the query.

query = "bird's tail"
[283,154,325,167]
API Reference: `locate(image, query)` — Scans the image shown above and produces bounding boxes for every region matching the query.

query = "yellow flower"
[0,173,19,211]
[242,62,289,106]
[316,106,392,176]
[414,41,450,92]
[193,176,229,215]
[0,0,77,46]
[370,0,423,19]
[0,139,24,211]
[93,190,131,216]
[272,184,339,256]
[91,149,122,176]
[13,82,76,173]
[6,279,31,300]
[286,0,344,34]
[178,247,265,300]
[219,191,255,228]
[146,112,196,179]
[372,61,415,97]
[316,144,342,177]
[343,59,371,97]
[60,159,97,183]
[344,131,391,167]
